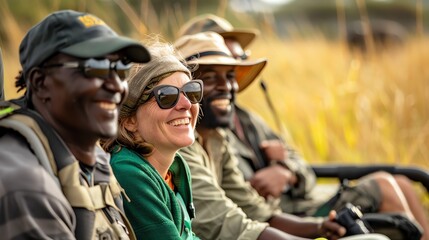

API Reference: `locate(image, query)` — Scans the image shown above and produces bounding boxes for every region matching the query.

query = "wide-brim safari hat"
[174,31,266,92]
[177,14,259,49]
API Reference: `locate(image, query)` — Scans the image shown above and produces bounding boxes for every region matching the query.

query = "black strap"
[185,51,230,62]
[363,213,423,240]
[234,106,267,170]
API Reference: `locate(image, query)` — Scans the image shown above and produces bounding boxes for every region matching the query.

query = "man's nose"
[105,71,126,93]
[217,76,234,92]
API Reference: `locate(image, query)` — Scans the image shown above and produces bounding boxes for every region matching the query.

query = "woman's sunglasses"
[43,58,132,80]
[147,80,203,109]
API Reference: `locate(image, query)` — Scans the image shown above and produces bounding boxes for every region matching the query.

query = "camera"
[335,203,373,236]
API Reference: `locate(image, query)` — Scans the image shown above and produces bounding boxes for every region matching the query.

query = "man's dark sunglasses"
[43,58,132,80]
[148,80,203,109]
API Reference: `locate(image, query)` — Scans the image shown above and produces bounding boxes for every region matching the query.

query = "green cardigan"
[110,147,198,240]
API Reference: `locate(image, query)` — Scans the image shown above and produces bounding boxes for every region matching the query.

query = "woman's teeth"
[168,118,190,126]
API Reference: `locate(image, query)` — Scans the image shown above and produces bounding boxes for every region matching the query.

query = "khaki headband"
[121,54,190,117]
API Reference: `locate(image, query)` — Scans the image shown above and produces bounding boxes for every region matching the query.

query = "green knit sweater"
[110,147,198,240]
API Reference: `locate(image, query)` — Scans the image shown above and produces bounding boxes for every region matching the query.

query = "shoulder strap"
[0,102,59,182]
[14,107,76,171]
[234,107,267,169]
[1,100,74,172]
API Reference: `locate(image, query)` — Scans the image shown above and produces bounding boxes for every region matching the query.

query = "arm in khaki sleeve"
[179,142,268,240]
[219,139,283,222]
[201,140,343,240]
[246,110,317,198]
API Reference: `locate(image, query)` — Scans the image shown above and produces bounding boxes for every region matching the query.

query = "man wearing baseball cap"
[0,10,150,239]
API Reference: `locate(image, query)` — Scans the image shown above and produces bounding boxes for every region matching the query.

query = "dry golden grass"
[238,36,429,206]
[239,36,429,171]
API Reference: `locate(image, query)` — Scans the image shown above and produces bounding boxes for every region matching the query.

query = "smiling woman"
[101,40,202,240]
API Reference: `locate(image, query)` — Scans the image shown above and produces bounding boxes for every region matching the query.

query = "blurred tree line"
[1,0,426,53]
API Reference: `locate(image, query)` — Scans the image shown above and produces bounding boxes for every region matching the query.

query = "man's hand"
[250,164,297,198]
[260,140,287,161]
[318,211,346,240]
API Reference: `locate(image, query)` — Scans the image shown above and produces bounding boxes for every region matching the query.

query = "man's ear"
[124,116,138,132]
[28,67,49,100]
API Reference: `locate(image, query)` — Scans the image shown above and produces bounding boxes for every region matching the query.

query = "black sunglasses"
[147,80,203,109]
[43,58,132,80]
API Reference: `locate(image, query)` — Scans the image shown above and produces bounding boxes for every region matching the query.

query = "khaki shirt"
[179,129,279,240]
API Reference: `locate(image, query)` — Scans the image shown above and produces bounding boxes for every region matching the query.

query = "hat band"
[185,51,230,61]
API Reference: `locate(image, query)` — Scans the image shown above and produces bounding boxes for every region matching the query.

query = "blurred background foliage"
[1,1,429,179]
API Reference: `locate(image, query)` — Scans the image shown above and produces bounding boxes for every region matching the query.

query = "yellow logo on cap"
[78,15,106,28]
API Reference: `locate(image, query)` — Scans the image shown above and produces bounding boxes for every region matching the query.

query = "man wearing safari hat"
[177,14,317,212]
[0,10,150,239]
[178,15,429,240]
[177,14,257,60]
[174,31,360,240]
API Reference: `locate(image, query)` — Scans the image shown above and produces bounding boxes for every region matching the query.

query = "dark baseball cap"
[19,10,150,77]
